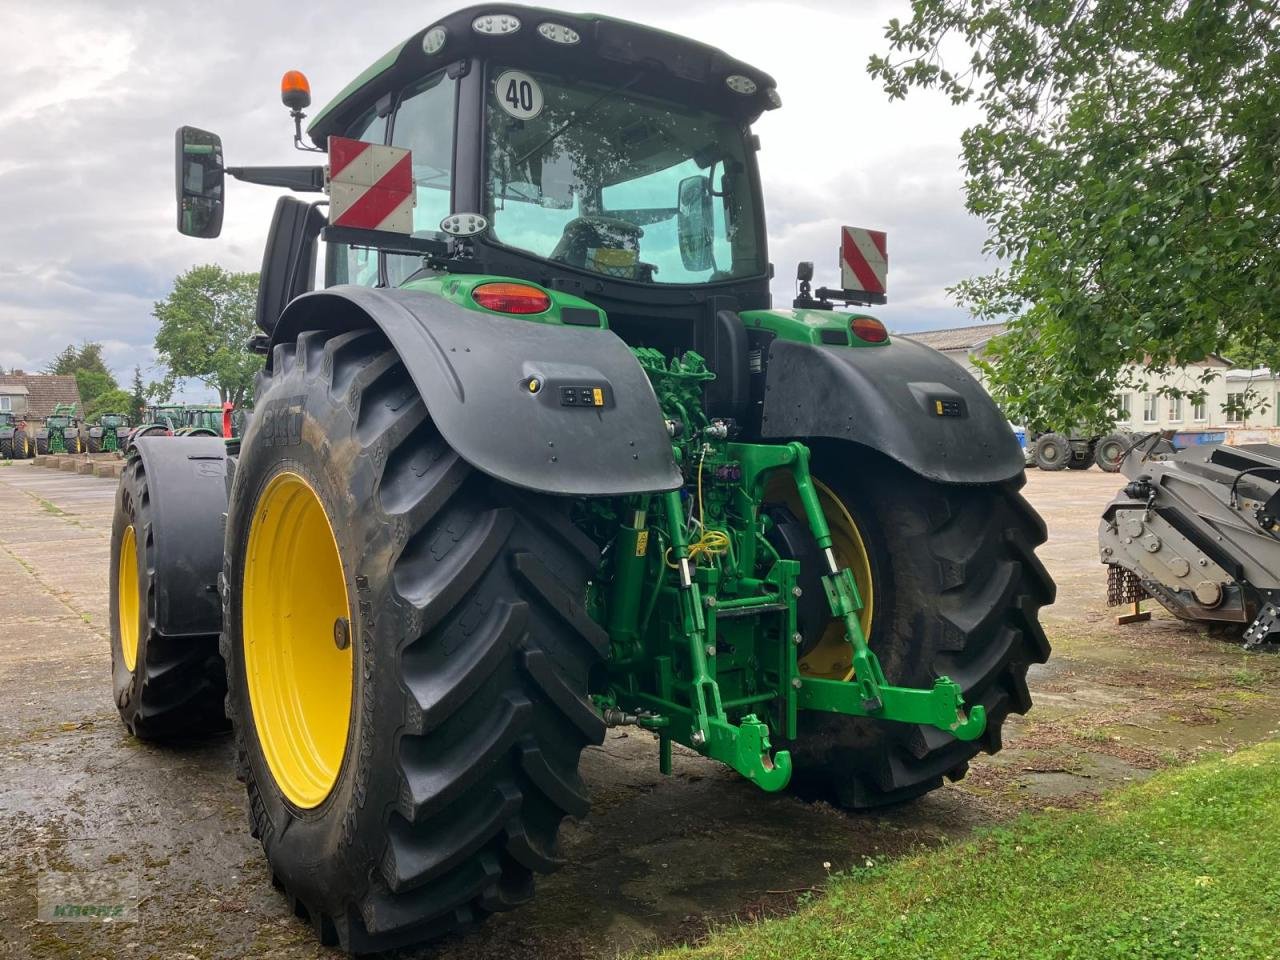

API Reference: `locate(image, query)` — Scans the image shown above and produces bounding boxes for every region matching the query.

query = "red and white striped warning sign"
[327,136,414,233]
[840,226,888,296]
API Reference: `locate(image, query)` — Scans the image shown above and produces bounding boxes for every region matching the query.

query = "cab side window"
[386,72,456,285]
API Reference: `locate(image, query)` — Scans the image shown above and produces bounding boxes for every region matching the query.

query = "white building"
[905,323,1280,433]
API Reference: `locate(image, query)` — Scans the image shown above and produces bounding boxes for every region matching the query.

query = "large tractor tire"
[1032,433,1070,471]
[35,435,49,456]
[221,328,606,953]
[0,436,11,460]
[109,455,230,738]
[13,431,29,459]
[68,435,84,455]
[773,447,1053,808]
[87,434,102,454]
[1094,432,1129,472]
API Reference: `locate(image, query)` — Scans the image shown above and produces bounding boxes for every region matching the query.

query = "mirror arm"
[227,165,326,193]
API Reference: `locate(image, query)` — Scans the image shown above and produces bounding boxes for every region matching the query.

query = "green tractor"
[87,414,133,453]
[35,403,83,455]
[0,412,31,460]
[112,6,1053,952]
[174,404,226,437]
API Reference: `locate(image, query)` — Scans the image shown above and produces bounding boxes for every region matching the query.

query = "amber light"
[472,282,551,315]
[281,70,312,111]
[850,316,888,343]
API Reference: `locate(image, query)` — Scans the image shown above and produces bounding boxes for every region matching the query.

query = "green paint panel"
[400,274,608,327]
[740,308,890,346]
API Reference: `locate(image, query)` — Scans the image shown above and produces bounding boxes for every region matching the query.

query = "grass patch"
[648,742,1280,960]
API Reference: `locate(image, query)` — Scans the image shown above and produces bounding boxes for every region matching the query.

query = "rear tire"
[14,431,28,459]
[88,435,102,454]
[1095,433,1129,472]
[1032,433,1070,471]
[0,437,11,460]
[109,455,230,738]
[222,328,606,953]
[783,450,1054,808]
[35,436,49,455]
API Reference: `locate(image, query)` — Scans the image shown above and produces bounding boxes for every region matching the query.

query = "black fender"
[34,429,48,441]
[760,337,1023,484]
[130,436,228,636]
[88,426,105,439]
[272,286,682,497]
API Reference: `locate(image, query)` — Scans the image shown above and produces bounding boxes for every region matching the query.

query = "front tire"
[0,436,11,459]
[1032,433,1070,471]
[1095,433,1129,472]
[14,431,29,458]
[109,455,230,738]
[780,449,1054,808]
[88,435,102,453]
[223,328,606,953]
[35,436,49,455]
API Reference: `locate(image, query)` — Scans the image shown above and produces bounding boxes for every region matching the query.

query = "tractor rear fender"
[88,427,105,439]
[760,338,1024,484]
[130,436,228,637]
[271,286,683,497]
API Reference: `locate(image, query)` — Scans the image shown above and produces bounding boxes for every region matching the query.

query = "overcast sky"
[0,0,989,396]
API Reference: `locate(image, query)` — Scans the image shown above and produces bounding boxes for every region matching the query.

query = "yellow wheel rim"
[117,525,140,672]
[766,475,874,682]
[242,472,353,809]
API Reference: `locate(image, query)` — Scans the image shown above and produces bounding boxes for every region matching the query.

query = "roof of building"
[902,322,1008,352]
[0,373,82,419]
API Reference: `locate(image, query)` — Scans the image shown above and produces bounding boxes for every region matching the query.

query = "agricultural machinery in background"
[35,403,83,455]
[125,403,239,450]
[1028,430,1131,472]
[87,414,133,453]
[110,5,1053,952]
[1102,435,1280,650]
[0,412,31,460]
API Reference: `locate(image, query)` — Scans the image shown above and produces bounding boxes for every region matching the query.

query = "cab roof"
[307,4,779,145]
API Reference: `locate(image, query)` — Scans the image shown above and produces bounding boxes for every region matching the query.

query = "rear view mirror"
[175,126,225,238]
[676,174,714,272]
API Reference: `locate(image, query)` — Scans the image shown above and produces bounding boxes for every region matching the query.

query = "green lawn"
[648,742,1280,960]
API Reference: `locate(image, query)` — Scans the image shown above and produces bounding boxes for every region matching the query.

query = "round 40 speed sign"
[494,70,544,120]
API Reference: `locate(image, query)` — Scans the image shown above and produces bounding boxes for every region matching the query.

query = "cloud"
[0,0,991,388]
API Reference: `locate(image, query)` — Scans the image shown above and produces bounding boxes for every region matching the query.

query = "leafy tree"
[130,366,147,418]
[84,388,136,423]
[45,341,119,408]
[152,265,260,407]
[869,1,1280,429]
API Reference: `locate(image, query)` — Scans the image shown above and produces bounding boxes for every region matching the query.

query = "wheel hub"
[242,472,353,809]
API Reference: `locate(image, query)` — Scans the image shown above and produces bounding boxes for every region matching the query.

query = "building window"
[0,396,9,412]
[1115,393,1132,424]
[1168,396,1182,422]
[1225,392,1247,423]
[1143,394,1158,423]
[1193,399,1207,422]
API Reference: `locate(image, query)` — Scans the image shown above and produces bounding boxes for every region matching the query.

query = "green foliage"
[84,388,135,423]
[649,742,1280,960]
[869,1,1280,429]
[152,264,260,407]
[46,341,119,408]
[129,366,147,417]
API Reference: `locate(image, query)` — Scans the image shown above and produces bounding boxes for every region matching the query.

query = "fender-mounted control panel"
[560,385,609,408]
[932,397,965,418]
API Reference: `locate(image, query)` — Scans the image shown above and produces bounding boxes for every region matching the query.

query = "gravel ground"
[1,462,1276,959]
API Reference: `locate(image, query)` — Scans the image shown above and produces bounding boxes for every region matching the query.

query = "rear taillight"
[850,316,888,343]
[472,282,551,315]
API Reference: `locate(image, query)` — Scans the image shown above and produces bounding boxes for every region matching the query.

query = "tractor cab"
[176,4,885,369]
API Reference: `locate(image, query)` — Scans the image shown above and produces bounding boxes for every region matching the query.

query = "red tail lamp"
[850,315,888,344]
[472,282,551,315]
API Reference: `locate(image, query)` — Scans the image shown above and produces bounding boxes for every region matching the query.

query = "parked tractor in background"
[35,403,83,455]
[1028,430,1131,472]
[87,414,132,453]
[0,412,31,460]
[175,404,227,437]
[110,6,1054,952]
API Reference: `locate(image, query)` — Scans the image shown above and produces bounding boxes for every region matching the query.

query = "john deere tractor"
[87,414,132,453]
[0,412,30,460]
[112,6,1052,951]
[35,403,83,455]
